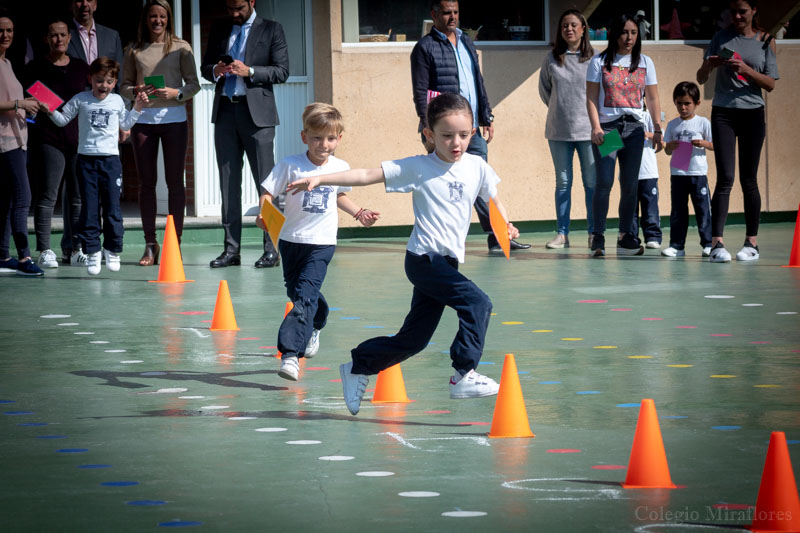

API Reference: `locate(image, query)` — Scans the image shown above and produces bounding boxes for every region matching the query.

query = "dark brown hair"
[673,81,700,104]
[426,92,473,130]
[553,9,594,66]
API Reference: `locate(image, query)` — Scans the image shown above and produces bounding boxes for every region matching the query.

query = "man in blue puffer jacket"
[411,0,530,252]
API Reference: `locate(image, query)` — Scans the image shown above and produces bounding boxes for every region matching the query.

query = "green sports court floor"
[1,222,799,532]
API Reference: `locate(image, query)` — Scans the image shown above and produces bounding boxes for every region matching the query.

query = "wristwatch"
[248,66,255,78]
[176,90,184,101]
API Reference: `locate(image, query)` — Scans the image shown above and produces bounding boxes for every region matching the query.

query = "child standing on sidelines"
[45,57,148,275]
[634,112,662,250]
[661,81,713,258]
[287,93,520,415]
[258,103,379,381]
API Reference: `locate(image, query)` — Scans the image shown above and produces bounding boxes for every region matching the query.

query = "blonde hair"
[302,103,344,135]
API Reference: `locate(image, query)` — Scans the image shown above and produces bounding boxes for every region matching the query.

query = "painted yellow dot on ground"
[501,321,524,325]
[628,355,653,359]
[667,364,693,368]
[490,313,497,316]
[532,330,553,333]
[561,338,583,341]
[594,346,618,349]
[710,374,736,378]
[754,384,782,388]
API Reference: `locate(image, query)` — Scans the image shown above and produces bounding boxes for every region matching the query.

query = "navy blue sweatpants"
[76,155,124,254]
[0,148,32,259]
[277,240,334,359]
[668,175,712,249]
[351,251,492,376]
[633,178,662,244]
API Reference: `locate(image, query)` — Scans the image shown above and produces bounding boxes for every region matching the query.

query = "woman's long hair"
[552,9,594,66]
[601,13,642,73]
[133,0,176,55]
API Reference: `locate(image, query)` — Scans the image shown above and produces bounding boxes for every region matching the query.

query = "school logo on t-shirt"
[89,109,111,128]
[448,181,465,203]
[675,129,696,142]
[602,66,646,109]
[301,186,333,214]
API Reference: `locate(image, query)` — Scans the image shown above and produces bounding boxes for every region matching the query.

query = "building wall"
[319,5,799,229]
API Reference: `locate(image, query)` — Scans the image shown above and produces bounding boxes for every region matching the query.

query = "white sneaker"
[70,249,87,266]
[646,241,661,249]
[545,234,569,249]
[339,361,369,415]
[38,249,59,268]
[278,356,300,381]
[736,242,760,261]
[661,247,685,257]
[449,369,500,399]
[304,329,320,358]
[709,243,731,263]
[86,251,102,275]
[702,246,712,257]
[102,249,121,272]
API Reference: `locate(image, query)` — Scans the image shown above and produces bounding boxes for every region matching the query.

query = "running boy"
[287,93,520,415]
[634,112,662,250]
[257,103,379,382]
[661,81,713,258]
[45,57,148,275]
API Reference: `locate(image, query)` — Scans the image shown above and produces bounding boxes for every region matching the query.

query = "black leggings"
[710,106,765,238]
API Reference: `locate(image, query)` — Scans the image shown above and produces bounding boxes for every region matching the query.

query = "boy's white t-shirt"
[261,153,351,245]
[664,115,713,176]
[586,53,657,123]
[49,92,141,156]
[381,152,499,263]
[639,113,659,180]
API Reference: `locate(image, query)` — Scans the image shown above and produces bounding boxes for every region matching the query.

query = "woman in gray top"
[697,0,778,263]
[539,9,595,249]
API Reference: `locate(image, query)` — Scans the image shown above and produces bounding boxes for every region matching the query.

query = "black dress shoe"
[488,236,532,252]
[210,251,241,268]
[254,250,280,268]
[509,239,531,250]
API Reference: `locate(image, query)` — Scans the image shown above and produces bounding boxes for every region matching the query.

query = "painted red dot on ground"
[259,346,277,350]
[712,504,754,510]
[201,320,212,323]
[238,337,260,341]
[676,326,697,329]
[305,367,330,371]
[591,465,626,470]
[711,333,732,337]
[178,311,209,315]
[459,422,490,426]
[424,410,451,414]
[642,318,664,321]
[610,308,632,311]
[578,300,608,303]
[750,341,771,344]
[329,379,342,383]
[547,449,582,453]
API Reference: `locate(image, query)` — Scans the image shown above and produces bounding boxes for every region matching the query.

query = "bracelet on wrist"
[353,208,364,220]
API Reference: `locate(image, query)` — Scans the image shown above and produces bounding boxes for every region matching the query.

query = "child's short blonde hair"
[302,103,344,135]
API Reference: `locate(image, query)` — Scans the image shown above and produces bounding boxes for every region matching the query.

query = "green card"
[143,75,165,99]
[598,128,624,158]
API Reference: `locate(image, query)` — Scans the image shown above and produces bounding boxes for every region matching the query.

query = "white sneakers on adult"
[278,356,300,381]
[546,234,569,249]
[339,361,369,415]
[38,249,59,269]
[305,329,320,358]
[103,249,121,272]
[449,369,500,399]
[86,251,102,275]
[645,241,661,249]
[735,242,760,261]
[702,246,712,257]
[661,247,685,257]
[709,243,732,263]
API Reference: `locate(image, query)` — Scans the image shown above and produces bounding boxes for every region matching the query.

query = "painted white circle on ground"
[255,427,287,432]
[356,471,394,477]
[704,295,735,299]
[319,456,355,461]
[200,405,230,410]
[179,396,205,399]
[74,331,95,335]
[442,511,487,518]
[41,314,71,319]
[777,311,797,315]
[398,491,440,498]
[742,303,763,307]
[57,322,79,326]
[120,360,144,364]
[90,340,110,344]
[155,388,188,394]
[227,416,257,420]
[104,349,127,353]
[286,440,321,445]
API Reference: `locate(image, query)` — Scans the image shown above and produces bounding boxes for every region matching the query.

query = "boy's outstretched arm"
[287,167,385,194]
[255,192,274,231]
[336,193,380,227]
[490,195,521,241]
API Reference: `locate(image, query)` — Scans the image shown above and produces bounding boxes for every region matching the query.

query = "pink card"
[671,141,693,171]
[27,81,64,111]
[732,52,748,82]
[426,90,441,104]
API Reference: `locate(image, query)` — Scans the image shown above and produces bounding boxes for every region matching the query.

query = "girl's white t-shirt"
[587,53,658,123]
[261,153,351,245]
[381,152,499,263]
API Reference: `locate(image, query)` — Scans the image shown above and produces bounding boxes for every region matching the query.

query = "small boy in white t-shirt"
[661,82,713,258]
[257,103,379,381]
[634,112,662,249]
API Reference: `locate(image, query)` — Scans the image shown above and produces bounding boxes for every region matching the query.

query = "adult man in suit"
[201,0,289,268]
[411,0,529,253]
[66,0,123,69]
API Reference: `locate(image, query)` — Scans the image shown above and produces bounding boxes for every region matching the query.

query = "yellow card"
[260,200,285,249]
[489,198,510,260]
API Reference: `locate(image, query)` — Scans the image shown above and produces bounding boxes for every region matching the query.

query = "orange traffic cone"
[150,215,193,283]
[210,280,239,331]
[488,354,534,438]
[749,431,800,533]
[371,364,412,403]
[782,206,800,268]
[622,399,677,489]
[276,302,294,359]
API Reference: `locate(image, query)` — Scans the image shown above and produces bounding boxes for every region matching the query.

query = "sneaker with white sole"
[661,246,685,257]
[645,241,661,249]
[70,249,88,267]
[305,329,320,358]
[86,251,102,275]
[449,369,500,399]
[102,249,121,272]
[735,241,760,261]
[340,361,369,415]
[16,259,45,277]
[546,234,569,249]
[709,242,731,263]
[590,234,605,257]
[702,246,712,257]
[38,249,59,268]
[278,356,300,381]
[617,233,644,256]
[0,257,19,273]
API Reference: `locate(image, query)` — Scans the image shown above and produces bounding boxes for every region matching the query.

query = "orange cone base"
[621,482,679,489]
[149,279,195,283]
[622,399,677,489]
[748,431,800,533]
[150,214,193,282]
[488,354,535,439]
[210,280,239,331]
[371,365,413,404]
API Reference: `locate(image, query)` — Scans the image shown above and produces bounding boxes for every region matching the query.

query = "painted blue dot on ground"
[788,440,800,445]
[101,481,139,487]
[78,464,112,469]
[329,307,342,311]
[17,422,48,427]
[0,400,16,403]
[127,500,166,506]
[478,361,495,365]
[538,381,561,385]
[662,415,689,419]
[617,403,640,408]
[340,317,361,320]
[36,435,67,439]
[4,411,35,415]
[518,371,530,375]
[57,448,89,453]
[577,391,602,395]
[427,342,435,345]
[712,425,742,431]
[440,351,449,354]
[158,521,204,528]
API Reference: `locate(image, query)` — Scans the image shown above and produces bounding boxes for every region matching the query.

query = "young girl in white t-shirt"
[286,93,520,415]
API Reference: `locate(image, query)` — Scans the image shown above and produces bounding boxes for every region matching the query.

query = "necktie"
[224,25,244,97]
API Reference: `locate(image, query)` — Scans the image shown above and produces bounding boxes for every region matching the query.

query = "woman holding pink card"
[697,0,779,263]
[120,0,199,266]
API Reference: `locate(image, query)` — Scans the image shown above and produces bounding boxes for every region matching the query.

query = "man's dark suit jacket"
[200,16,289,128]
[66,21,124,68]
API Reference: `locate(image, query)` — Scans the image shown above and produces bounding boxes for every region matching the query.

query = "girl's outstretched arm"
[490,196,521,240]
[336,193,380,227]
[287,167,385,194]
